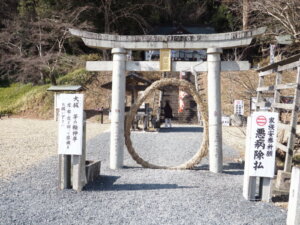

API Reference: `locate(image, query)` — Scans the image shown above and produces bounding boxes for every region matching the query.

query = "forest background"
[0,0,299,117]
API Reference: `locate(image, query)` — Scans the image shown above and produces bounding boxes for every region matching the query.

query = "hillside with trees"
[0,0,299,117]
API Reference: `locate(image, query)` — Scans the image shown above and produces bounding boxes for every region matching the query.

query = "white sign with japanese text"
[222,116,230,126]
[249,112,278,178]
[58,94,84,155]
[234,100,244,115]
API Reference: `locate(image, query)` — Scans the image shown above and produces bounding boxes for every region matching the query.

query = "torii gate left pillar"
[110,48,127,169]
[207,48,223,173]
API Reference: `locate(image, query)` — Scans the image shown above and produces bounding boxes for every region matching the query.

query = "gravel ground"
[0,118,110,181]
[222,126,246,158]
[0,121,287,225]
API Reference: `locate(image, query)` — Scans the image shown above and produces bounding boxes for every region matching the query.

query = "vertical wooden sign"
[249,112,278,178]
[58,94,84,155]
[234,100,244,115]
[160,49,171,72]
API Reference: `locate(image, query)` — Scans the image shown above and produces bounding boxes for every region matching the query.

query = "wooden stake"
[243,116,256,200]
[72,112,87,191]
[59,155,71,189]
[287,166,300,225]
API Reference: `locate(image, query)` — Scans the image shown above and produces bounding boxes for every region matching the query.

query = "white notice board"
[222,116,230,126]
[58,94,84,155]
[249,112,278,178]
[234,100,244,115]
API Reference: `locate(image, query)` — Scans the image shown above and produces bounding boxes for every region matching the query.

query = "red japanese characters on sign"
[256,115,267,126]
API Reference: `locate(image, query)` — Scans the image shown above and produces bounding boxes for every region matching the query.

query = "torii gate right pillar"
[207,48,223,173]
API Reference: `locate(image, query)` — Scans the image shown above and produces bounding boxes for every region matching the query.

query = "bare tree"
[32,6,90,85]
[251,0,300,41]
[98,0,164,34]
[242,0,249,30]
[0,3,91,85]
[164,0,207,24]
[96,0,164,59]
[227,0,300,40]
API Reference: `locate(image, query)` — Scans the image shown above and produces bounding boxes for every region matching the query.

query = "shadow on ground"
[84,175,198,192]
[159,127,204,133]
[194,163,244,175]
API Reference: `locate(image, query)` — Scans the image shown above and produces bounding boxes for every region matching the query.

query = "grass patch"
[0,83,51,115]
[57,68,92,86]
[0,67,94,117]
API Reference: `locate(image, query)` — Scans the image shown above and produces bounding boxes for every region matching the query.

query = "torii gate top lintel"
[69,27,266,50]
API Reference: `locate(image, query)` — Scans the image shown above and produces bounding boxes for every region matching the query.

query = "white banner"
[234,100,244,115]
[178,71,188,113]
[222,116,230,126]
[249,112,278,178]
[58,94,84,155]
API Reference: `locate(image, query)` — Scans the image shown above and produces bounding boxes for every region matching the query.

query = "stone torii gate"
[70,27,266,173]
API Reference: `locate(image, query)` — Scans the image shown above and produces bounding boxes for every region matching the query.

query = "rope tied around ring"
[125,78,209,170]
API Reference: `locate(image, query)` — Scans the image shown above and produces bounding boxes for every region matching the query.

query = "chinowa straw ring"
[124,78,209,169]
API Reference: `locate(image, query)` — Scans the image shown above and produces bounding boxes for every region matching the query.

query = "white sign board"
[222,116,230,126]
[58,94,84,155]
[234,100,244,115]
[251,97,257,111]
[249,112,278,178]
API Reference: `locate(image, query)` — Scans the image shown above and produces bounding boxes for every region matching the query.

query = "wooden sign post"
[287,166,300,225]
[58,94,87,191]
[244,112,279,201]
[249,112,278,178]
[234,100,244,115]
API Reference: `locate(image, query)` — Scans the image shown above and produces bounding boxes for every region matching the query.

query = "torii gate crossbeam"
[70,27,266,173]
[70,27,266,50]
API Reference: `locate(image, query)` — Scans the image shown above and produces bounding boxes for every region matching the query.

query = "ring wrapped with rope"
[125,78,209,169]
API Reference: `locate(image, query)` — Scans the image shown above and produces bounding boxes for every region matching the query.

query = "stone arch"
[124,78,209,169]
